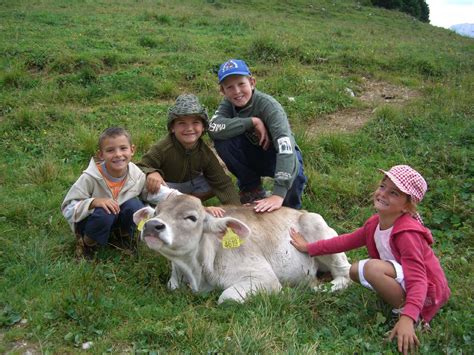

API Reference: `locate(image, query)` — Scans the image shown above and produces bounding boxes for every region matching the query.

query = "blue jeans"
[76,198,145,245]
[213,135,307,209]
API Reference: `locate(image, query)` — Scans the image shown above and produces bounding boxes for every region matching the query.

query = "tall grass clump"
[71,124,100,161]
[0,68,38,90]
[28,158,61,185]
[248,36,288,63]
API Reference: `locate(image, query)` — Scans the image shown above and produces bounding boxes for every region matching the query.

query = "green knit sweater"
[137,134,240,205]
[208,89,301,198]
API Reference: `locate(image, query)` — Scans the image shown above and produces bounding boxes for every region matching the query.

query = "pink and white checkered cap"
[379,165,427,203]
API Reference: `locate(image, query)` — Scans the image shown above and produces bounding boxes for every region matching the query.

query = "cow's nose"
[145,219,165,232]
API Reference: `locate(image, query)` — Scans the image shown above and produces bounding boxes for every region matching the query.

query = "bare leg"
[363,259,405,308]
[349,262,360,282]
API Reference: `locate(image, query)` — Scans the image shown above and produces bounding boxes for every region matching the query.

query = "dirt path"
[307,78,420,136]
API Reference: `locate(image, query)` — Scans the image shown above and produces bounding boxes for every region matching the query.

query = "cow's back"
[215,205,332,286]
[223,205,302,243]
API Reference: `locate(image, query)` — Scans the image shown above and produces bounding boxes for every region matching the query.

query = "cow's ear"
[225,219,251,239]
[133,206,155,225]
[203,216,251,239]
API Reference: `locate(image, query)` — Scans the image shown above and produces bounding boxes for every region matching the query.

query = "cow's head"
[133,194,250,258]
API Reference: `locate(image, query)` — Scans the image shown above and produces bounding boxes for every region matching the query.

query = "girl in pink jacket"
[290,165,450,354]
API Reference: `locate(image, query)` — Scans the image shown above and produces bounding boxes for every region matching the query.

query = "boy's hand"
[388,315,420,355]
[90,198,120,214]
[253,195,283,213]
[289,227,309,253]
[251,117,270,150]
[205,206,226,218]
[147,172,165,194]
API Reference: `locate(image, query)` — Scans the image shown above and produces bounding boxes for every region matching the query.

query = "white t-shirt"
[374,224,395,260]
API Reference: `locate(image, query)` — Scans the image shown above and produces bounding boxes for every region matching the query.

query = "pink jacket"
[307,213,450,323]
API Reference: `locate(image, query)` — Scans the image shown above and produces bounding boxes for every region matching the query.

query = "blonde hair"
[404,195,418,216]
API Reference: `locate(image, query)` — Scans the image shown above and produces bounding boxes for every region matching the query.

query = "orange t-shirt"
[97,163,127,200]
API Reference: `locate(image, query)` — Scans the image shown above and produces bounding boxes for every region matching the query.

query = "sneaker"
[239,186,267,204]
[75,234,97,260]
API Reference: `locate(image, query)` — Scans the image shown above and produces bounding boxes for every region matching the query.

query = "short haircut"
[98,127,132,150]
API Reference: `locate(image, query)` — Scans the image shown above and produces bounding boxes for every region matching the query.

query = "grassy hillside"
[1,0,473,353]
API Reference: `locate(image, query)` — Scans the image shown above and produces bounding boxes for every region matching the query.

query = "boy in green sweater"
[137,94,240,209]
[208,59,307,213]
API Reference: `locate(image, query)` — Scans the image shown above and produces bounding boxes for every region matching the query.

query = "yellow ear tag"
[137,218,149,232]
[222,228,243,249]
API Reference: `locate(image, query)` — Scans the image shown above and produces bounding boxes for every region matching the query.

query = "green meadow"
[1,0,472,352]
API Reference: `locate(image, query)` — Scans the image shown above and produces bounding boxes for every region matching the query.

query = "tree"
[419,0,430,23]
[371,0,430,23]
[372,0,402,10]
[402,0,421,19]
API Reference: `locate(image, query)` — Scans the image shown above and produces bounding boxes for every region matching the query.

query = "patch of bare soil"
[0,321,41,355]
[307,78,420,136]
[6,340,40,355]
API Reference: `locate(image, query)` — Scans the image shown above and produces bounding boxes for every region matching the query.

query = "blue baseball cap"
[217,59,252,83]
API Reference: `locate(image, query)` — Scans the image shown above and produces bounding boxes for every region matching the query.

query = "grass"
[1,0,473,353]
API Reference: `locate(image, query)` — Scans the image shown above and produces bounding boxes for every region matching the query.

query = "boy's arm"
[62,199,83,226]
[202,145,240,205]
[208,100,254,140]
[259,101,299,198]
[61,175,96,228]
[136,143,165,176]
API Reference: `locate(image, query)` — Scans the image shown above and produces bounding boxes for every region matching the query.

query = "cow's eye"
[185,215,197,222]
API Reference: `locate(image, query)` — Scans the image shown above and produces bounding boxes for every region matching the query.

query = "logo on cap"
[218,59,251,83]
[222,60,238,72]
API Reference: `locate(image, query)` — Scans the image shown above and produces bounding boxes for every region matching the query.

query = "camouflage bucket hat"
[167,94,209,131]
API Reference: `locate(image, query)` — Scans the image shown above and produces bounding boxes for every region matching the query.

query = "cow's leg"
[298,213,351,291]
[168,262,185,290]
[218,274,282,304]
[314,253,351,291]
[218,283,249,304]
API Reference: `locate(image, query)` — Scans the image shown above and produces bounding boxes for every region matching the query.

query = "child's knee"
[356,259,375,290]
[363,259,394,284]
[362,259,378,281]
[121,198,145,213]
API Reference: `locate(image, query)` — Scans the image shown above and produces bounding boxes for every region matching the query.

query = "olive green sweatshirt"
[137,134,240,205]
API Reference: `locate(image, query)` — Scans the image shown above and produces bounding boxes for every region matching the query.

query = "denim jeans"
[76,197,145,245]
[213,134,307,209]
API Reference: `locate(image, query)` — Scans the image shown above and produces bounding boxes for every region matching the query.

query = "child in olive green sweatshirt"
[137,94,240,209]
